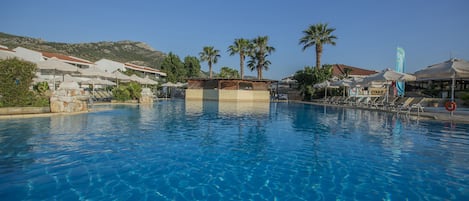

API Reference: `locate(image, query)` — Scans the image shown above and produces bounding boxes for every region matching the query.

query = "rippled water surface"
[0,101,468,200]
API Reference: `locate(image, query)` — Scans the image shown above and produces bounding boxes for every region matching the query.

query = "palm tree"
[199,46,220,79]
[227,38,250,79]
[248,36,275,80]
[299,23,337,69]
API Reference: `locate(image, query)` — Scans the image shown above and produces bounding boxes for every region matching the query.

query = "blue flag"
[396,47,405,96]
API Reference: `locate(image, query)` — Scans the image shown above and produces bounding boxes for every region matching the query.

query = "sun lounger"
[399,97,425,114]
[392,97,415,112]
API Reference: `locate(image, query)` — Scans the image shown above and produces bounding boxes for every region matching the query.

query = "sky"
[1,0,468,80]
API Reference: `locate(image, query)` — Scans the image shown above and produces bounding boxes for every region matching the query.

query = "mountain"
[0,32,166,69]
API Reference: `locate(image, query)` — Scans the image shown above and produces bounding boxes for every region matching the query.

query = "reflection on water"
[185,100,270,116]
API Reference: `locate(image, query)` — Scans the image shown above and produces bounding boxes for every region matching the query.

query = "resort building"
[330,64,378,78]
[41,51,94,68]
[186,78,273,102]
[95,59,166,80]
[123,62,166,79]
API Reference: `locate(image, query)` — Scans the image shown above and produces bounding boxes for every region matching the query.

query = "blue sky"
[1,0,468,79]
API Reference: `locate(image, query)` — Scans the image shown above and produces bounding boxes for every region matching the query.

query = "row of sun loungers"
[92,91,113,102]
[320,96,425,114]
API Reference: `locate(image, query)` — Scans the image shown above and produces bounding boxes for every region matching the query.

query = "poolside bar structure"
[185,78,273,102]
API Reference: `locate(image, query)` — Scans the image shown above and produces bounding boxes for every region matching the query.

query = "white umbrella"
[313,80,338,100]
[112,71,131,82]
[362,68,416,83]
[35,58,79,90]
[174,82,187,87]
[414,58,469,80]
[143,76,158,85]
[77,66,115,79]
[331,79,353,97]
[63,74,82,83]
[161,82,177,87]
[81,78,116,86]
[129,74,146,84]
[362,68,416,102]
[414,58,469,115]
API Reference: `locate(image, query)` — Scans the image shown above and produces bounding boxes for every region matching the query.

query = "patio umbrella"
[414,58,469,114]
[35,58,79,90]
[161,82,176,87]
[81,78,116,86]
[77,66,115,80]
[143,76,158,85]
[362,68,416,102]
[362,68,416,83]
[313,80,338,100]
[331,79,352,97]
[130,74,147,84]
[63,74,83,83]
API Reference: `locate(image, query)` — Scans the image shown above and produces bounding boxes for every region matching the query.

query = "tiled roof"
[124,63,166,76]
[331,64,378,77]
[42,51,93,64]
[0,47,15,52]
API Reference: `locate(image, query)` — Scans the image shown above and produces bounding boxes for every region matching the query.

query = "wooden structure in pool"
[185,78,273,102]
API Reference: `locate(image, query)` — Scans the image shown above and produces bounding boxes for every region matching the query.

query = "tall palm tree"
[299,23,337,69]
[199,46,220,79]
[248,36,275,80]
[227,38,250,79]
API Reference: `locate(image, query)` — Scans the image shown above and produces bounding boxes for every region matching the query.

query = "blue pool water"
[0,100,468,200]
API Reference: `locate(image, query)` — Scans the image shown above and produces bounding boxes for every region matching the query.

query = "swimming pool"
[0,100,468,200]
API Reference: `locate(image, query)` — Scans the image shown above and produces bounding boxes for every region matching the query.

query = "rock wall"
[139,88,154,104]
[50,81,90,113]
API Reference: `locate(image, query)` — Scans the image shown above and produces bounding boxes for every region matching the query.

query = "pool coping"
[0,102,136,120]
[2,101,468,124]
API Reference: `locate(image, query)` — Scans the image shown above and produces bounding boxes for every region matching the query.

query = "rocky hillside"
[0,32,166,68]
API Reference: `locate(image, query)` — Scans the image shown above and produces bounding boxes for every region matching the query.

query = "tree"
[219,67,239,79]
[227,38,250,79]
[161,52,185,82]
[247,36,275,80]
[299,23,337,69]
[293,64,333,100]
[199,46,220,79]
[184,56,201,78]
[294,66,315,100]
[342,67,352,79]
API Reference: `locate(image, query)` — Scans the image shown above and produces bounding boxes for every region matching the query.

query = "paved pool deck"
[295,100,469,124]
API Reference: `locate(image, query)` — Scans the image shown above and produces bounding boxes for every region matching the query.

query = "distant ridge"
[0,32,166,69]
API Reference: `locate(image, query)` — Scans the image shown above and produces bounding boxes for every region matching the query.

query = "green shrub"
[33,81,50,95]
[112,86,131,101]
[127,82,142,100]
[31,95,50,107]
[461,93,469,106]
[0,58,38,107]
